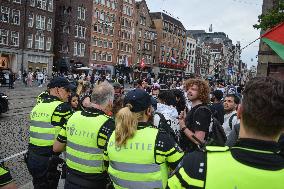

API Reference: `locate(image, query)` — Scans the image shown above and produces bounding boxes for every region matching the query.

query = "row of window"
[137,42,156,51]
[138,29,157,40]
[27,33,52,51]
[28,54,50,64]
[119,29,133,41]
[136,55,154,64]
[93,23,114,36]
[75,25,87,39]
[0,29,19,46]
[6,0,21,4]
[28,14,53,31]
[163,21,185,36]
[59,6,86,21]
[94,0,118,10]
[29,0,53,12]
[0,7,20,25]
[117,41,132,53]
[121,17,133,28]
[92,51,113,62]
[93,37,113,49]
[94,9,116,23]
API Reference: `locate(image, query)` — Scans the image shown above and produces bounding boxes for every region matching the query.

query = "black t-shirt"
[180,104,211,151]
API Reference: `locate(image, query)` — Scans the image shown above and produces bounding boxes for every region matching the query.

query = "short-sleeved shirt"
[167,138,284,189]
[57,107,115,178]
[104,122,184,170]
[28,95,74,155]
[180,104,211,151]
[0,163,13,187]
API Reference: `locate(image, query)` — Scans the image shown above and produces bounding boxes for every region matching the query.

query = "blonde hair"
[115,104,144,147]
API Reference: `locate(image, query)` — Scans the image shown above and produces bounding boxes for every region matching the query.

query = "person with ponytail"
[105,89,184,189]
[76,80,92,110]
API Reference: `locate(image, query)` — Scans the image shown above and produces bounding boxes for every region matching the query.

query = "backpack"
[229,113,237,130]
[193,106,227,147]
[155,112,180,144]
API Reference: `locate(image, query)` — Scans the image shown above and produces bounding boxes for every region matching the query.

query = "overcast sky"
[146,0,263,68]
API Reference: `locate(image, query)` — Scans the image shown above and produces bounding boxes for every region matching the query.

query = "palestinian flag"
[261,22,284,60]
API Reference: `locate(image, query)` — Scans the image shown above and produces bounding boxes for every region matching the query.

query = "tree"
[253,2,284,31]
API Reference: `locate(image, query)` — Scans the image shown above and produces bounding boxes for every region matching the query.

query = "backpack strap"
[229,113,237,130]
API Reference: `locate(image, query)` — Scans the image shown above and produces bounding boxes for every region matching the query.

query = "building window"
[47,18,52,31]
[103,40,108,48]
[28,14,34,27]
[12,9,20,25]
[107,54,112,62]
[109,41,113,49]
[46,37,51,51]
[74,42,85,57]
[1,6,10,23]
[37,0,47,10]
[47,0,53,12]
[75,25,86,39]
[35,34,45,50]
[29,0,35,6]
[78,6,86,21]
[102,53,107,61]
[0,29,9,45]
[11,31,19,47]
[36,15,46,30]
[92,51,97,60]
[98,39,102,47]
[27,34,33,48]
[93,37,97,46]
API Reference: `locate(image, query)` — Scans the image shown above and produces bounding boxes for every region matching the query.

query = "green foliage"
[253,2,284,30]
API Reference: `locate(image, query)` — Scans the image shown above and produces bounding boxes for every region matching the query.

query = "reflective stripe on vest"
[107,127,168,189]
[205,146,284,189]
[30,120,53,128]
[110,174,163,189]
[66,153,103,167]
[66,111,109,174]
[30,131,54,140]
[67,141,103,154]
[29,101,63,146]
[110,161,161,173]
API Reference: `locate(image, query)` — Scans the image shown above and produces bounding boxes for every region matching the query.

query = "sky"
[146,0,263,68]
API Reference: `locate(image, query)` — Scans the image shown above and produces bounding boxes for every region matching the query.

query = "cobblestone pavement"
[0,81,65,188]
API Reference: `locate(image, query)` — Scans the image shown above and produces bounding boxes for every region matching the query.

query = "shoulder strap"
[229,113,237,129]
[193,105,212,119]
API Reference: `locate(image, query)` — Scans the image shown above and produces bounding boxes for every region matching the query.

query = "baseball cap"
[48,77,72,90]
[124,89,151,112]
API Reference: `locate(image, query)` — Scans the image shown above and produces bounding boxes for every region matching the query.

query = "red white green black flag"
[261,22,284,60]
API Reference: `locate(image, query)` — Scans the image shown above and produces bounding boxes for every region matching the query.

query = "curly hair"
[184,79,210,104]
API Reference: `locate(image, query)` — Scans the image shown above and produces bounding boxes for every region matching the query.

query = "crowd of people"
[0,74,283,189]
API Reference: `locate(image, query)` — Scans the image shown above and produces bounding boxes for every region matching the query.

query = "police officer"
[105,89,184,189]
[167,77,284,189]
[53,81,115,189]
[0,163,16,189]
[26,77,73,189]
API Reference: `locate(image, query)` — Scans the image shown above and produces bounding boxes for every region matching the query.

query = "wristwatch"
[181,127,187,132]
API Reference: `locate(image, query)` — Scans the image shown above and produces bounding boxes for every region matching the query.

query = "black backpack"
[193,106,227,147]
[155,112,180,144]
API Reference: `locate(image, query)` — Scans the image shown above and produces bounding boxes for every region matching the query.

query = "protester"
[223,94,240,137]
[179,79,211,152]
[210,90,224,124]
